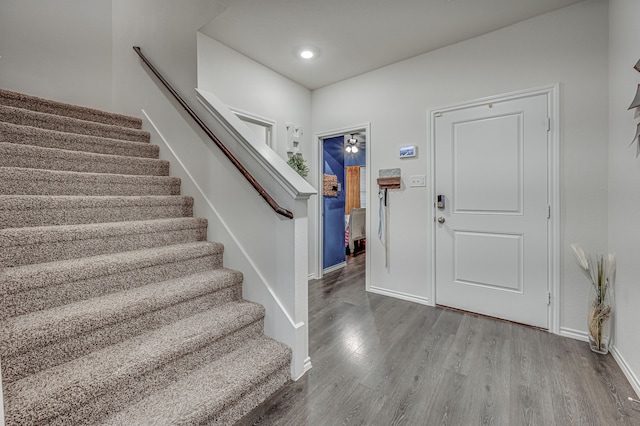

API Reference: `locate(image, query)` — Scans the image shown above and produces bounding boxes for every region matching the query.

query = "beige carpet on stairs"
[0,88,291,425]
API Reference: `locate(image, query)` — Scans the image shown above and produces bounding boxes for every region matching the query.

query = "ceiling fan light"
[351,145,358,153]
[346,145,352,153]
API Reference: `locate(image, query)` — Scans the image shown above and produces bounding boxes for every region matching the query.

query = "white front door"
[434,93,549,328]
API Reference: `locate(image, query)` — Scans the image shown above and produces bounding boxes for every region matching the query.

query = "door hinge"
[547,117,551,132]
[547,292,551,306]
[547,205,551,219]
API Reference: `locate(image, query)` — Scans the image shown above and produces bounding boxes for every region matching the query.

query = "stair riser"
[44,321,265,426]
[0,145,169,176]
[0,201,193,229]
[1,253,223,320]
[2,226,207,267]
[0,89,142,129]
[0,106,149,142]
[2,285,243,383]
[0,122,159,158]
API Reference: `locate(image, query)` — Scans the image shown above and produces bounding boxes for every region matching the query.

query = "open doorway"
[316,125,370,277]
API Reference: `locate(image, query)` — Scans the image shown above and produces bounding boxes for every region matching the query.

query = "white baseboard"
[293,357,313,381]
[559,326,589,342]
[323,262,346,275]
[368,286,430,306]
[610,345,640,398]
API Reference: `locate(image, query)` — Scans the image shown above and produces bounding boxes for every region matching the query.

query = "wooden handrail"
[133,46,294,220]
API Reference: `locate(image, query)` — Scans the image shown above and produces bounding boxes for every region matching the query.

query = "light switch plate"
[409,175,426,187]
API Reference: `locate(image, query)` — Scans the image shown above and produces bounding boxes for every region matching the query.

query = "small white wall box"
[399,145,416,158]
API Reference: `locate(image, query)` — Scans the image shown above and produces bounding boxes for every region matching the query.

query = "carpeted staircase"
[0,89,291,425]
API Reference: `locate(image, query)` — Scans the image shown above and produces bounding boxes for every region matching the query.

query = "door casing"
[429,85,560,334]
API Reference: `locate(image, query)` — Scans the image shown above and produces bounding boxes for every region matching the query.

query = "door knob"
[437,217,445,224]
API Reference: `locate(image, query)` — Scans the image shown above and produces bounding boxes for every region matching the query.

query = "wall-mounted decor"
[377,168,401,189]
[323,174,338,197]
[628,84,640,110]
[286,123,303,154]
[630,60,640,156]
[632,123,640,157]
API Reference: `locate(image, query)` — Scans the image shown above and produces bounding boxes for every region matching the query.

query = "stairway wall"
[145,111,313,379]
[111,1,313,378]
[0,0,113,110]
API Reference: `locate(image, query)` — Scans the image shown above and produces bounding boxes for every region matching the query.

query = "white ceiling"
[200,0,585,90]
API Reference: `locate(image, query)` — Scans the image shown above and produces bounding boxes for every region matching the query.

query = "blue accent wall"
[323,136,345,269]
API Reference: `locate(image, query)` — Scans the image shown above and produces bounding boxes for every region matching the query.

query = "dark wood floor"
[239,255,640,425]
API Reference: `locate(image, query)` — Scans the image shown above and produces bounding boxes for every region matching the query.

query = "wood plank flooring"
[239,255,640,425]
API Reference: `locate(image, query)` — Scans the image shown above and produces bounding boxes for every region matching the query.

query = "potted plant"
[571,244,616,354]
[287,153,309,178]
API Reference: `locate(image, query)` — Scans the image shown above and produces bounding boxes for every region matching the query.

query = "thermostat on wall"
[399,145,416,158]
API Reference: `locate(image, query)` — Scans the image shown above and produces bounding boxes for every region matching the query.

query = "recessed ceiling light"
[300,50,315,59]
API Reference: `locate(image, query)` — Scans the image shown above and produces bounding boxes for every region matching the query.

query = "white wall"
[312,0,609,332]
[608,0,640,396]
[0,0,113,110]
[196,33,316,275]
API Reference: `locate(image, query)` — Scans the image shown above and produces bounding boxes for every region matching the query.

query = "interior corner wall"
[196,33,312,163]
[311,0,610,331]
[0,0,113,111]
[608,0,640,395]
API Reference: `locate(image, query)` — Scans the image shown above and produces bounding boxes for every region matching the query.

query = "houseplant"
[571,244,616,354]
[287,153,309,178]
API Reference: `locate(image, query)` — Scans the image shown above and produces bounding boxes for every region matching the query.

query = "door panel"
[454,114,522,214]
[454,231,523,292]
[435,94,549,328]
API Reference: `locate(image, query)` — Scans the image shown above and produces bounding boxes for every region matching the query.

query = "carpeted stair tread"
[1,241,224,319]
[101,335,291,426]
[0,122,159,158]
[0,143,169,176]
[3,276,243,385]
[0,89,142,129]
[3,301,266,425]
[0,90,292,425]
[0,167,181,196]
[0,217,208,267]
[0,105,150,143]
[0,268,244,360]
[0,195,194,229]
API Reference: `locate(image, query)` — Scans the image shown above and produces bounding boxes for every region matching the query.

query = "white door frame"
[315,123,371,285]
[429,85,560,334]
